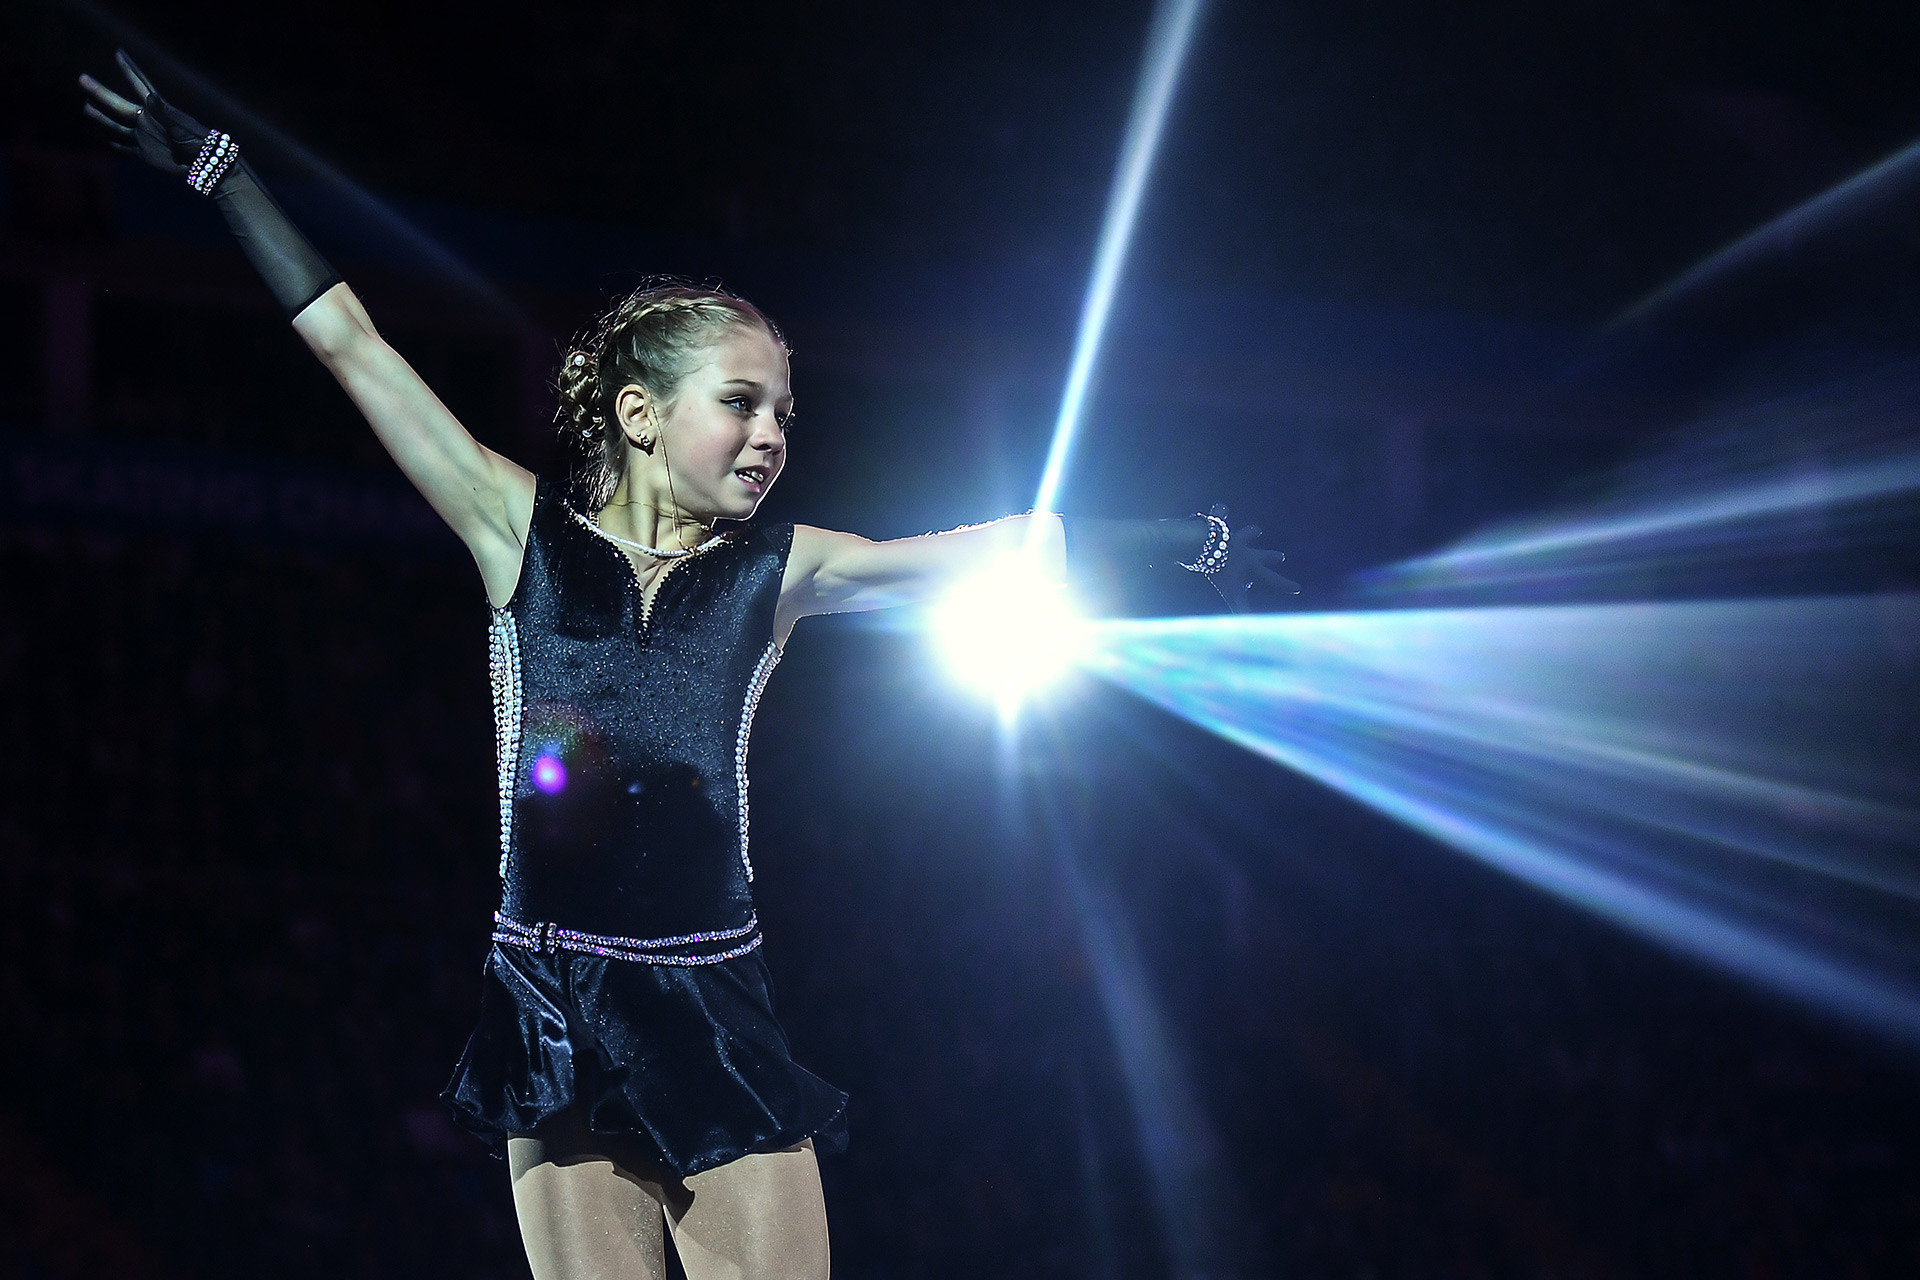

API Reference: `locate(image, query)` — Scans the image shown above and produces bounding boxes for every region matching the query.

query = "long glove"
[80,51,342,318]
[1062,505,1300,613]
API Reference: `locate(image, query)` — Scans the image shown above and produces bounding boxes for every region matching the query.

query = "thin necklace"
[571,505,726,559]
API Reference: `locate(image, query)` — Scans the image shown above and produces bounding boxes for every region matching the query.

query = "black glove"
[80,51,342,317]
[1061,504,1300,613]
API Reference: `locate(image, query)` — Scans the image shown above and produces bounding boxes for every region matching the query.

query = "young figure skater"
[81,53,1295,1279]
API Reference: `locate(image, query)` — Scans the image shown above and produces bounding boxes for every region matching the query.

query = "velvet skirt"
[440,940,849,1178]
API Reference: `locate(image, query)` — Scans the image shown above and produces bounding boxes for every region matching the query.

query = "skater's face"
[617,323,791,521]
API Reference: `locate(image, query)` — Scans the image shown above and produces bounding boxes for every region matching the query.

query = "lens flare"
[1055,840,1238,1277]
[931,556,1088,714]
[531,748,568,795]
[1082,598,1920,1042]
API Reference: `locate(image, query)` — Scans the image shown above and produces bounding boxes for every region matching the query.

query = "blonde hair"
[556,278,786,511]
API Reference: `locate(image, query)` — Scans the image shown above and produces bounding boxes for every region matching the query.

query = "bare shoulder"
[781,522,831,603]
[781,522,879,589]
[776,524,855,640]
[785,523,848,576]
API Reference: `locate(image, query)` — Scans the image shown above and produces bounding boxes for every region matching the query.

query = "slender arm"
[778,505,1297,638]
[80,52,534,606]
[293,287,534,605]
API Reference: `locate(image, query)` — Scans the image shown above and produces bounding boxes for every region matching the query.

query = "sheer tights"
[508,1120,828,1280]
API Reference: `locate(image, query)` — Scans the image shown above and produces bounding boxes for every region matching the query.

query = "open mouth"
[734,466,770,492]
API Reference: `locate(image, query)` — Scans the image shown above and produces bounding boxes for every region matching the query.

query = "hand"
[1057,508,1302,611]
[1208,504,1300,613]
[80,51,340,317]
[79,51,212,177]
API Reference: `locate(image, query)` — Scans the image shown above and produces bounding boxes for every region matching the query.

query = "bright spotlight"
[931,556,1088,712]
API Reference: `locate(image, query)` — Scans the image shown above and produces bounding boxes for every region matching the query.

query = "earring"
[637,435,654,453]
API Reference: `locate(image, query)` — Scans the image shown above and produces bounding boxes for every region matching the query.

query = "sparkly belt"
[492,910,762,967]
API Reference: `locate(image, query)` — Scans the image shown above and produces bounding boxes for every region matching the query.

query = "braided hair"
[556,277,787,512]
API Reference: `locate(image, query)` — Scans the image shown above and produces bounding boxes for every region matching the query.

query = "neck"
[597,473,711,553]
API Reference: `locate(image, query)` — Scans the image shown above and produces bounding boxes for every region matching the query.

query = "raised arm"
[80,52,533,606]
[292,285,533,604]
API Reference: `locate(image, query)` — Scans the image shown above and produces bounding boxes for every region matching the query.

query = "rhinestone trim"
[565,504,729,559]
[186,129,239,195]
[1177,513,1231,576]
[735,641,781,884]
[493,910,762,966]
[564,504,722,629]
[488,609,524,879]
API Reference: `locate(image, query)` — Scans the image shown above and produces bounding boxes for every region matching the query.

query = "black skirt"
[440,941,849,1177]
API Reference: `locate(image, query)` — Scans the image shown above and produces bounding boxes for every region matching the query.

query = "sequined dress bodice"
[488,479,791,943]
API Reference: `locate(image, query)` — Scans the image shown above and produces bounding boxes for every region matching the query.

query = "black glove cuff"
[1061,516,1210,580]
[211,159,343,318]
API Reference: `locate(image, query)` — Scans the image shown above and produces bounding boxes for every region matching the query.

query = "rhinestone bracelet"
[1177,513,1231,577]
[186,130,239,195]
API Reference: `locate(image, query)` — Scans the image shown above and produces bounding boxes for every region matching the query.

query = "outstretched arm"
[776,507,1297,639]
[80,53,533,606]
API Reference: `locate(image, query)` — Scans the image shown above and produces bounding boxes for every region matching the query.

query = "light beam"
[1056,840,1238,1277]
[1032,0,1207,515]
[1082,598,1920,1043]
[1612,134,1920,329]
[1015,4,1230,1269]
[941,0,1208,709]
[1363,360,1920,602]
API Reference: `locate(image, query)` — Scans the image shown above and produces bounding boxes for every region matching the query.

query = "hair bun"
[553,345,603,446]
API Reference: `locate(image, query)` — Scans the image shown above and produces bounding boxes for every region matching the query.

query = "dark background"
[2,1,1919,1276]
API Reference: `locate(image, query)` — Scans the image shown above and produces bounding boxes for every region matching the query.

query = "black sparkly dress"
[441,478,848,1175]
